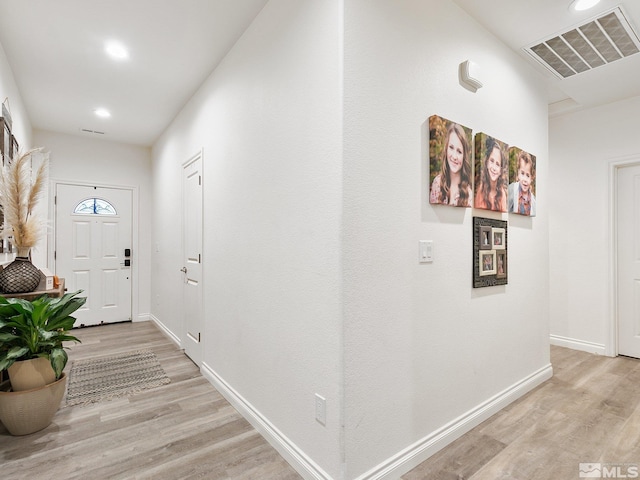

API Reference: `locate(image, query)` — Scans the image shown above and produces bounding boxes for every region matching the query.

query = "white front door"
[182,154,203,365]
[55,184,133,327]
[617,164,640,358]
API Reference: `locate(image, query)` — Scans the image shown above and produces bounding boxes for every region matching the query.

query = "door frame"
[608,156,640,357]
[49,178,140,323]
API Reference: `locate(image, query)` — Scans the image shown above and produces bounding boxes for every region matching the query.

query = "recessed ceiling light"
[94,108,111,118]
[105,40,129,60]
[570,0,601,11]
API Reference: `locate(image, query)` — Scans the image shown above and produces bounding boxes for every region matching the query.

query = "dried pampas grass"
[0,148,48,254]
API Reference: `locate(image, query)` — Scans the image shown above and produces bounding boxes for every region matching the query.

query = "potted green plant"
[0,290,86,390]
[0,290,86,435]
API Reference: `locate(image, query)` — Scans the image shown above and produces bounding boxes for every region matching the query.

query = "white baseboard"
[149,314,182,349]
[354,363,554,480]
[169,337,553,480]
[550,334,606,355]
[200,362,332,480]
[136,313,151,322]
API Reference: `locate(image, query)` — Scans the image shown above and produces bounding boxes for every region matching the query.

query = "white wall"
[0,41,31,150]
[0,41,35,265]
[151,0,343,478]
[152,0,552,478]
[33,130,152,320]
[342,1,550,477]
[549,96,640,355]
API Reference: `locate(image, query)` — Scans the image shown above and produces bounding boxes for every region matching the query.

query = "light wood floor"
[0,321,302,480]
[2,322,639,479]
[402,346,640,479]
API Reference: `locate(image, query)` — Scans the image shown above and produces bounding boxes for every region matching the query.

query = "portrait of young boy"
[507,147,536,216]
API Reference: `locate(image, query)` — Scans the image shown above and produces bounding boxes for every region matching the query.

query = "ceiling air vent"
[525,6,640,79]
[80,128,105,135]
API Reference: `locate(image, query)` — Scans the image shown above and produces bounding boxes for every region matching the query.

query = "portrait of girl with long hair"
[429,116,473,207]
[474,133,508,213]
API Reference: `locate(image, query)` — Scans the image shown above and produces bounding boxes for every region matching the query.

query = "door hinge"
[54,195,57,205]
[199,253,201,264]
[198,332,201,343]
[199,175,201,186]
[54,251,56,260]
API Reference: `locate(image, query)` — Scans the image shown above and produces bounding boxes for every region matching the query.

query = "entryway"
[54,183,133,327]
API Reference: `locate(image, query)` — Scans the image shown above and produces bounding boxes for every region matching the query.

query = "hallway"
[4,321,640,479]
[0,321,301,479]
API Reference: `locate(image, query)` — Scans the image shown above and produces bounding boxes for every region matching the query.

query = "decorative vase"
[0,256,41,293]
[7,357,56,391]
[0,373,67,435]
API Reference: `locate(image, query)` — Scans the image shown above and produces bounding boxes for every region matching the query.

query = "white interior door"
[55,184,133,327]
[617,164,640,357]
[182,154,203,365]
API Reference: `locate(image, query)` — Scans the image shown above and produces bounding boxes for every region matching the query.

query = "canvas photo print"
[429,115,473,208]
[474,133,509,213]
[508,146,536,216]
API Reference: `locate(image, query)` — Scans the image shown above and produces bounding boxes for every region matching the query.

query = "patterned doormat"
[66,350,171,407]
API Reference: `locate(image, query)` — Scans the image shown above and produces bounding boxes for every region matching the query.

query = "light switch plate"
[419,240,433,263]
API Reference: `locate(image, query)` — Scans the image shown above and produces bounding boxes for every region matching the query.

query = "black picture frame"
[11,134,18,159]
[496,250,507,279]
[480,226,492,250]
[473,216,508,288]
[1,118,11,164]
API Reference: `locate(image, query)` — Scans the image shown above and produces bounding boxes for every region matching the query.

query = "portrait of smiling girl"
[429,117,473,207]
[474,134,508,212]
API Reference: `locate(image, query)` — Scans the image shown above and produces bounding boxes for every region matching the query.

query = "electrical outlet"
[315,393,326,425]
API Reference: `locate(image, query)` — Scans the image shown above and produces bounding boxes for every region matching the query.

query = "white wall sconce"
[459,60,483,92]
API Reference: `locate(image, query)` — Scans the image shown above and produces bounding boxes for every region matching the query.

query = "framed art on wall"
[474,133,509,213]
[473,216,508,288]
[11,134,18,160]
[428,115,473,208]
[496,250,507,279]
[480,225,492,250]
[508,146,537,216]
[479,250,496,276]
[492,227,505,250]
[1,118,10,164]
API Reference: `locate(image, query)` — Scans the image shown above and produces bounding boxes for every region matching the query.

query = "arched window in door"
[73,198,117,215]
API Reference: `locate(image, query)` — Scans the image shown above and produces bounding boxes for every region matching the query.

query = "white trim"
[353,364,553,480]
[200,361,333,480]
[608,156,640,357]
[149,314,182,349]
[136,313,151,322]
[550,334,606,355]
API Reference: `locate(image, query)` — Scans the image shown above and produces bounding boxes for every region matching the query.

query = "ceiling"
[0,1,638,147]
[452,0,640,116]
[0,0,268,146]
